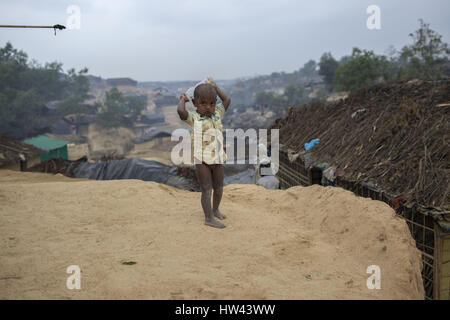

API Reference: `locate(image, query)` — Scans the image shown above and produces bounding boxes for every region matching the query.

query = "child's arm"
[177,93,189,120]
[209,79,231,110]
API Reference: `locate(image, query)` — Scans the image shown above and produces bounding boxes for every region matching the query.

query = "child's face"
[193,96,216,118]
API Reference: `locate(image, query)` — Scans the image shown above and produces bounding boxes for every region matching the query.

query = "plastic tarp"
[132,130,172,144]
[141,114,165,125]
[65,158,196,191]
[224,168,255,185]
[256,176,280,189]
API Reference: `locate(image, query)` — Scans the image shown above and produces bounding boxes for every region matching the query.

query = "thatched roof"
[270,78,450,208]
[0,134,47,166]
[63,113,98,125]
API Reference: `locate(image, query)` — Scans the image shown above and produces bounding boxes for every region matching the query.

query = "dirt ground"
[85,123,136,159]
[0,170,424,299]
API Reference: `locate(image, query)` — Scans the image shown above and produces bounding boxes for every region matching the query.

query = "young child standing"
[177,79,231,229]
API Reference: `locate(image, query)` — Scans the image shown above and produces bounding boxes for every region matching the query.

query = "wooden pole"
[0,24,66,34]
[0,24,65,29]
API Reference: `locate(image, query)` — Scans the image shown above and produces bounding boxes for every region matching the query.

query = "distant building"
[23,135,69,162]
[154,93,179,108]
[63,113,98,125]
[140,114,165,126]
[132,129,172,144]
[106,77,138,87]
[154,87,168,94]
[63,113,98,136]
[87,75,102,82]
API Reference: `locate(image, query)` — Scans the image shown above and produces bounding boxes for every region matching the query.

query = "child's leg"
[195,163,225,229]
[211,164,226,220]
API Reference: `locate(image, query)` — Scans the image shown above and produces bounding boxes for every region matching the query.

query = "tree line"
[320,19,449,93]
[253,19,449,113]
[0,42,146,139]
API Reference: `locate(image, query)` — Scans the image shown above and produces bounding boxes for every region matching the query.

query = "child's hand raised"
[180,93,189,102]
[206,77,218,89]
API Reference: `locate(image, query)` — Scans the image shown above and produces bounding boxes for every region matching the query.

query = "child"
[177,79,231,229]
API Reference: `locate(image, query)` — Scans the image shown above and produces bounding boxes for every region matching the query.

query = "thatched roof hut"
[0,134,47,170]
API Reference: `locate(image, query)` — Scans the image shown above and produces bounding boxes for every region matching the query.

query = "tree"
[398,19,450,79]
[98,87,146,128]
[0,42,28,92]
[57,67,92,115]
[318,52,339,91]
[255,91,275,106]
[0,42,92,139]
[284,84,307,106]
[299,60,317,79]
[0,42,27,65]
[0,42,91,139]
[98,88,125,128]
[333,48,392,93]
[126,95,146,121]
[24,62,67,101]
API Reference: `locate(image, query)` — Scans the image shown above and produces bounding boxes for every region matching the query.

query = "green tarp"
[23,135,68,161]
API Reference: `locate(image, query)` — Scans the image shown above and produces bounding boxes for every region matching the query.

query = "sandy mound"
[0,170,424,299]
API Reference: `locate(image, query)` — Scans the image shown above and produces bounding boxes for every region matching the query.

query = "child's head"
[192,83,217,117]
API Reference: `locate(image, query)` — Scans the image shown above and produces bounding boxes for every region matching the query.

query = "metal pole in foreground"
[0,24,66,35]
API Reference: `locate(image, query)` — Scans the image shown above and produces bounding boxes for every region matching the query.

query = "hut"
[63,113,98,136]
[0,134,45,171]
[140,114,165,126]
[23,135,69,162]
[153,92,178,108]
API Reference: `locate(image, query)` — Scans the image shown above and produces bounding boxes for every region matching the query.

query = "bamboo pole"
[0,24,65,34]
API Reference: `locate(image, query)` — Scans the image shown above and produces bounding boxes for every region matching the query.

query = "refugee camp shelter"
[0,134,45,171]
[140,114,165,126]
[63,113,98,136]
[132,129,172,144]
[23,135,68,162]
[153,92,178,108]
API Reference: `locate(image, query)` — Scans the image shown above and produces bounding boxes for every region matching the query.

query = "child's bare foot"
[205,217,226,229]
[213,209,227,220]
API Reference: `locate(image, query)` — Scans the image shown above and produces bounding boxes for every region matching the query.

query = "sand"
[0,170,424,299]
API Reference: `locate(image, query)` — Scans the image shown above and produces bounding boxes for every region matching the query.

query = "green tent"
[23,135,68,162]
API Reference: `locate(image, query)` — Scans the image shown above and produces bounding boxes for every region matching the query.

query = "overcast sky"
[0,0,449,81]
